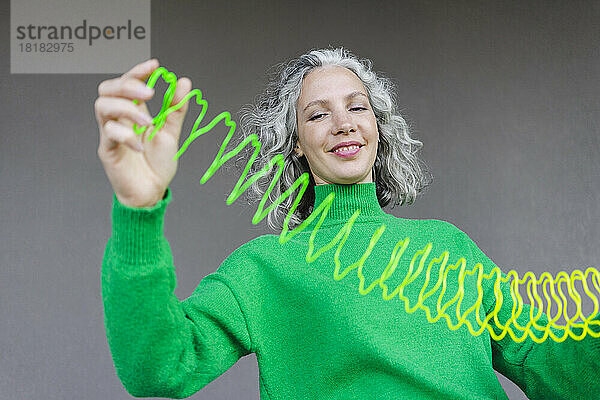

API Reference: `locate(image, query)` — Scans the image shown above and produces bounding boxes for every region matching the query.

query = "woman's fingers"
[98,76,155,102]
[160,77,192,141]
[122,58,159,80]
[100,119,145,153]
[95,58,160,126]
[172,77,192,111]
[95,59,191,154]
[95,96,154,127]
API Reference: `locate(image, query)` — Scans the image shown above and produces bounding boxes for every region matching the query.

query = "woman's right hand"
[95,58,192,208]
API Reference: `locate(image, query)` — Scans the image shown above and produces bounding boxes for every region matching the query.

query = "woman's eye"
[309,107,366,121]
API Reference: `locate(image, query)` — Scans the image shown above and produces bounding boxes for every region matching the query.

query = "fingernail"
[140,113,153,125]
[140,86,154,96]
[134,143,144,152]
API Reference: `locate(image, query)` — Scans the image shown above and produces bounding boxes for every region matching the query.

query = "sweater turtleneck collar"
[308,182,387,226]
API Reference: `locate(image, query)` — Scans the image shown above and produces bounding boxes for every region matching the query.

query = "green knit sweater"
[102,182,600,399]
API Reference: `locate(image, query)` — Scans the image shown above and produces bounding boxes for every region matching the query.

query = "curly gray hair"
[230,46,433,232]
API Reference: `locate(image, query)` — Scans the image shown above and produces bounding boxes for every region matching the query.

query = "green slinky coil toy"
[131,65,600,344]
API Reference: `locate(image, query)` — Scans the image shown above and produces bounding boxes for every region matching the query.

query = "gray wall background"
[1,1,599,399]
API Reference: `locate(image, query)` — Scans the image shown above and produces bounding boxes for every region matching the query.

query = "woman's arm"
[463,232,600,400]
[101,187,252,398]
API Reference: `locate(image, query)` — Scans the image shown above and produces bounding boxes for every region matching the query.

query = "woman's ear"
[294,141,303,157]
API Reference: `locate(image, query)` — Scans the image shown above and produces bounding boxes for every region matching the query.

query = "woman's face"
[295,65,379,185]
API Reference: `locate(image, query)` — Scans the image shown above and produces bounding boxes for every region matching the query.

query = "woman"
[96,48,599,399]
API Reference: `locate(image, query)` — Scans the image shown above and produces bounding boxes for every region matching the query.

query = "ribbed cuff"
[110,188,172,265]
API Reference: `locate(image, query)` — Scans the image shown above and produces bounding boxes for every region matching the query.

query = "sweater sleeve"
[462,232,600,400]
[101,187,253,399]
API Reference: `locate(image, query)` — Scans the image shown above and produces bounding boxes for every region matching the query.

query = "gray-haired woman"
[96,47,600,399]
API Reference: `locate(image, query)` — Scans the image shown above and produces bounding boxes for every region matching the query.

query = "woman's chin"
[320,172,371,185]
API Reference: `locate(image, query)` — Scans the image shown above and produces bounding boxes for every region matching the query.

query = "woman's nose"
[332,110,356,134]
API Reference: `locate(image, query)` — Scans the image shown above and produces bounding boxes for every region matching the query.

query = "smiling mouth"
[329,144,364,158]
[329,144,364,154]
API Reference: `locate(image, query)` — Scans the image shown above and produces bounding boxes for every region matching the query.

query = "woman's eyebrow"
[303,91,368,113]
